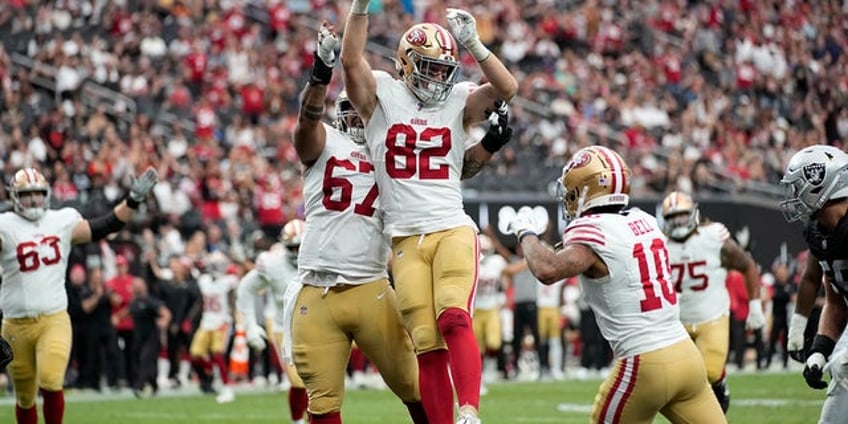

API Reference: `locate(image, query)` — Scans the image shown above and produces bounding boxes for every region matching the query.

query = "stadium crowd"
[0,0,841,403]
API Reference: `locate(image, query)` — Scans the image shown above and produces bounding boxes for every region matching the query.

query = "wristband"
[517,230,537,243]
[126,195,141,210]
[480,127,512,154]
[466,40,491,62]
[310,51,333,85]
[810,334,837,359]
[351,0,369,14]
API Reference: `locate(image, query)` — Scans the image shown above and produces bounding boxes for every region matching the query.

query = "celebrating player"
[659,191,764,412]
[505,146,726,423]
[285,23,426,424]
[340,3,517,422]
[0,166,157,424]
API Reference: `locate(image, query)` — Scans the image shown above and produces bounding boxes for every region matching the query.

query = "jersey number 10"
[633,238,677,312]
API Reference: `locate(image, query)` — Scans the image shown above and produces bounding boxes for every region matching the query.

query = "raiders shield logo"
[803,163,826,185]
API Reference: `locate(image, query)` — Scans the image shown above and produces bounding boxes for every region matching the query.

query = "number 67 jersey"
[0,208,81,318]
[564,208,688,358]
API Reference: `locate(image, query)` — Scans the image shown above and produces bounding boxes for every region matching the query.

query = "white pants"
[820,331,848,424]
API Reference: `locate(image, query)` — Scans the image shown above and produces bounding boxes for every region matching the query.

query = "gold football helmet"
[557,146,630,221]
[334,90,365,144]
[661,192,700,240]
[281,219,305,267]
[396,23,460,106]
[8,168,51,221]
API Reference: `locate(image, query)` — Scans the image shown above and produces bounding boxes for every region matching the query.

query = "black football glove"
[803,335,836,390]
[0,335,13,371]
[480,100,513,154]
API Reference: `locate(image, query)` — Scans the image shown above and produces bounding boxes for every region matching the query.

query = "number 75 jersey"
[565,208,688,358]
[0,208,82,318]
[664,222,730,325]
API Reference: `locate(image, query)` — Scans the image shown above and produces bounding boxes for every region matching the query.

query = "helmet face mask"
[396,23,460,106]
[779,145,848,223]
[9,168,51,221]
[334,91,365,144]
[661,192,700,240]
[558,146,630,222]
[281,219,305,268]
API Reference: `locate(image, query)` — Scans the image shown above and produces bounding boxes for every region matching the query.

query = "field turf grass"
[0,371,824,423]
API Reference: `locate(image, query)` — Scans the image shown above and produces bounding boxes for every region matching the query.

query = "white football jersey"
[364,71,477,237]
[197,272,238,330]
[564,208,688,358]
[537,279,565,308]
[0,208,82,318]
[297,124,389,286]
[237,246,297,330]
[475,253,507,310]
[666,222,731,324]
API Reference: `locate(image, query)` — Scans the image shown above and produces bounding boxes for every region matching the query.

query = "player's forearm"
[743,264,762,302]
[520,235,562,285]
[817,300,848,342]
[461,144,492,180]
[795,276,822,317]
[340,8,369,70]
[235,271,263,326]
[477,55,518,101]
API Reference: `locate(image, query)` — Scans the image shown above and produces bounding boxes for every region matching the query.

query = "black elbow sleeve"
[89,211,126,241]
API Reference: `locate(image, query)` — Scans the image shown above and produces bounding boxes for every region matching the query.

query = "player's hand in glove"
[506,206,549,242]
[245,324,268,351]
[310,22,338,85]
[788,313,808,362]
[480,100,513,154]
[127,167,159,209]
[0,335,12,371]
[446,8,490,62]
[803,352,828,389]
[746,299,766,330]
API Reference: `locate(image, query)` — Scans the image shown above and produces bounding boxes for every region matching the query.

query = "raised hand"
[445,8,490,61]
[128,167,158,209]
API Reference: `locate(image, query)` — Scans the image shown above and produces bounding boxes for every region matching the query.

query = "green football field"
[0,372,825,423]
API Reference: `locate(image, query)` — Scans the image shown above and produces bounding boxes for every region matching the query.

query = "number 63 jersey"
[0,208,82,318]
[664,222,730,325]
[564,208,688,358]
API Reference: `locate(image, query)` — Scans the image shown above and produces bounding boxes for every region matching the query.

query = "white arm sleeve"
[236,269,268,328]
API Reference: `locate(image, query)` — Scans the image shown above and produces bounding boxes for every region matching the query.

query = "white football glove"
[128,167,159,206]
[745,299,766,331]
[245,324,267,351]
[445,8,490,61]
[788,312,808,362]
[316,23,337,67]
[507,206,548,240]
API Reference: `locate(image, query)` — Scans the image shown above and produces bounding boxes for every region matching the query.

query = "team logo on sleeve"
[803,163,825,185]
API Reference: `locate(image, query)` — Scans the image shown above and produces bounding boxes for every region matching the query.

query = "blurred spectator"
[129,277,171,398]
[107,254,135,389]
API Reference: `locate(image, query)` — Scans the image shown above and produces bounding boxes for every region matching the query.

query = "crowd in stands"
[0,0,842,393]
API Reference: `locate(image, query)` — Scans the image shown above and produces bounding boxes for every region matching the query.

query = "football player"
[235,219,308,424]
[285,23,427,424]
[0,166,157,424]
[779,145,848,423]
[472,234,507,395]
[341,3,517,422]
[505,146,726,424]
[188,251,239,403]
[659,191,765,412]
